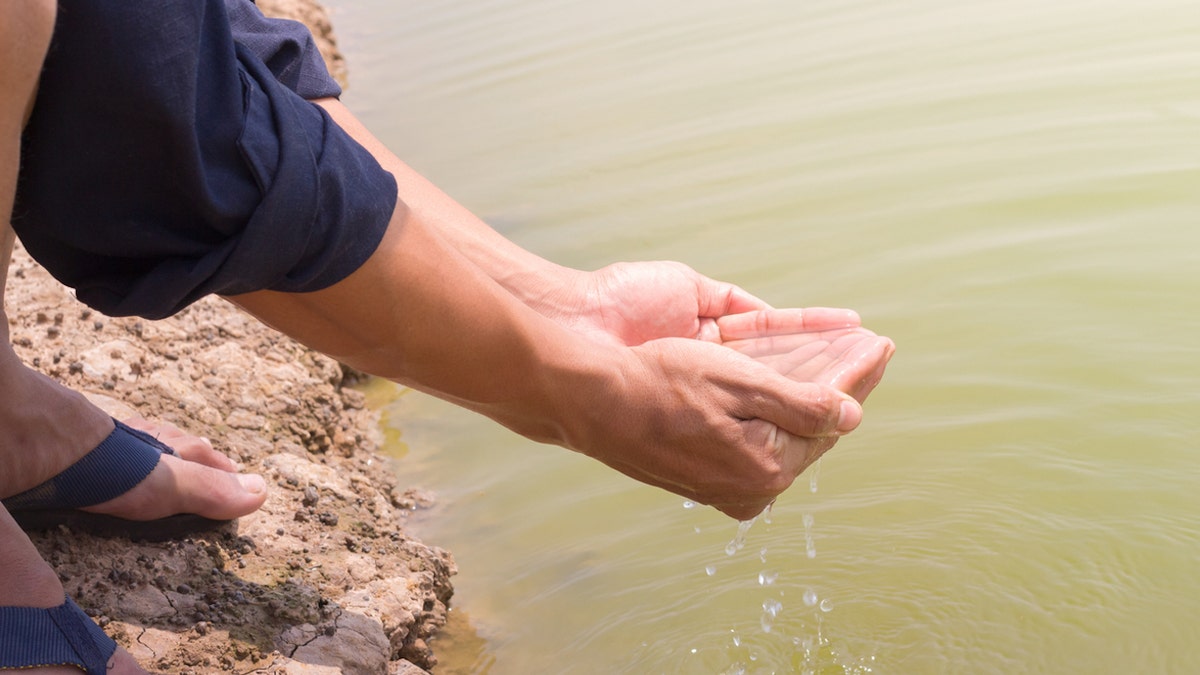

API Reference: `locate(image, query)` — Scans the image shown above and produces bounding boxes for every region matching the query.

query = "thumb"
[739,373,863,439]
[694,274,772,317]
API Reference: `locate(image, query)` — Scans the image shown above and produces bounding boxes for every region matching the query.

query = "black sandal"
[0,595,117,675]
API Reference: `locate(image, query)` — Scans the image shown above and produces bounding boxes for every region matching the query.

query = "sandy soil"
[5,3,456,673]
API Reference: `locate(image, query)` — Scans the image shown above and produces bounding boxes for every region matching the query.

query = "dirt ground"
[6,3,456,673]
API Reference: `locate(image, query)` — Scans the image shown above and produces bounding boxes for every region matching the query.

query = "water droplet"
[761,598,783,633]
[802,512,817,558]
[809,458,822,493]
[683,500,696,509]
[759,547,768,563]
[803,589,818,607]
[694,526,702,534]
[724,516,756,556]
[757,571,778,586]
[705,565,717,576]
[820,598,834,612]
[690,648,698,654]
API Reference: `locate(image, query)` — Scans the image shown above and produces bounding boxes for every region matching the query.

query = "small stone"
[302,486,320,507]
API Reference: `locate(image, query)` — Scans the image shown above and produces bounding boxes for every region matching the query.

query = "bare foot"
[0,364,267,522]
[80,417,268,523]
[0,366,265,675]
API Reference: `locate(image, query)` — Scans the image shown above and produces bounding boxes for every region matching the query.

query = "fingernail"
[837,398,862,433]
[237,473,267,495]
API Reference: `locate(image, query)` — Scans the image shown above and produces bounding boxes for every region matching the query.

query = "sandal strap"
[3,420,171,512]
[0,596,117,675]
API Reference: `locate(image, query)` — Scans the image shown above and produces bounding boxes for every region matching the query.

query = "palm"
[717,317,892,402]
[540,260,889,399]
[547,261,767,347]
[547,260,883,393]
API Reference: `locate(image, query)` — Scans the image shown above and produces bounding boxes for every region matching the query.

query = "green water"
[332,0,1200,672]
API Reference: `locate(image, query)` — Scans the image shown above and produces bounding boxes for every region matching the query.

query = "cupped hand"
[533,261,774,346]
[716,309,894,403]
[575,325,893,520]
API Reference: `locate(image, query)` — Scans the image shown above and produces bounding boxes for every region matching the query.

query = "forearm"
[228,201,616,446]
[314,99,579,306]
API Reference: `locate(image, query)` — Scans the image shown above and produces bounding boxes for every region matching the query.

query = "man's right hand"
[561,321,893,520]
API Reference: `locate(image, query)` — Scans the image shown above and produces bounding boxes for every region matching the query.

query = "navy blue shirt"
[13,0,396,319]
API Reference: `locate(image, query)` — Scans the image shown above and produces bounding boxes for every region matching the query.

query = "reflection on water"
[334,0,1200,672]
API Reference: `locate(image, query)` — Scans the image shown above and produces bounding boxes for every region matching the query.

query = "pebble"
[302,486,321,507]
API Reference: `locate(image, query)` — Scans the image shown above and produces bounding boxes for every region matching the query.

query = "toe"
[122,417,238,471]
[84,455,267,522]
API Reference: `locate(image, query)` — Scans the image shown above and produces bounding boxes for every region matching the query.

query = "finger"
[696,316,721,342]
[845,337,895,402]
[735,373,862,438]
[724,326,874,362]
[695,277,773,318]
[812,335,895,402]
[767,424,840,477]
[728,329,881,391]
[773,330,882,384]
[716,308,861,342]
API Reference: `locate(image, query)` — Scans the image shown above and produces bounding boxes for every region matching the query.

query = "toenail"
[237,474,267,495]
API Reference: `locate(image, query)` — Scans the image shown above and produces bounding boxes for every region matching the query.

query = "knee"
[2,0,58,125]
[6,1,56,49]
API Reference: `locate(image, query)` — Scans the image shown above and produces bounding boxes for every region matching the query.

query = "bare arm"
[227,101,892,519]
[314,99,779,347]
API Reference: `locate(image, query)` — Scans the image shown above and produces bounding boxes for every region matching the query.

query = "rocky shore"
[6,3,456,673]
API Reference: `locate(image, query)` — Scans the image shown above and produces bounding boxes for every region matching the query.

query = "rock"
[289,613,390,675]
[390,659,432,675]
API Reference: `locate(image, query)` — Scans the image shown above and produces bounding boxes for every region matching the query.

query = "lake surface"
[330,0,1200,672]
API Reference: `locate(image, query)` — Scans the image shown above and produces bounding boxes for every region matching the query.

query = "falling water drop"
[803,512,817,559]
[803,588,818,607]
[760,599,783,633]
[819,598,834,613]
[724,516,757,556]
